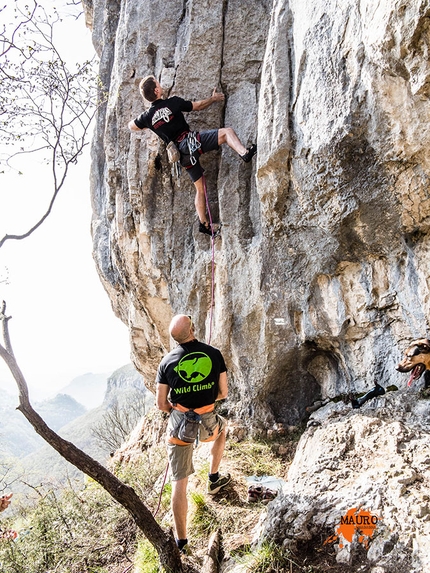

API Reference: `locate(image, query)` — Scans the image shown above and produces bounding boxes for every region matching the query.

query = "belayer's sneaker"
[207,473,231,495]
[198,221,221,237]
[176,539,192,556]
[241,143,257,163]
[180,544,192,556]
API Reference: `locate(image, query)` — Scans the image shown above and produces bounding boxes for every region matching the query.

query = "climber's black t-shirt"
[156,339,227,409]
[133,96,193,144]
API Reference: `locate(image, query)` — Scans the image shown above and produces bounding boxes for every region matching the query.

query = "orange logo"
[325,507,380,549]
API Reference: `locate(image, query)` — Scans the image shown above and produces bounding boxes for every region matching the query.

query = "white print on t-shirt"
[152,107,172,126]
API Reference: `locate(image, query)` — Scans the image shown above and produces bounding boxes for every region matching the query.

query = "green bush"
[0,480,136,573]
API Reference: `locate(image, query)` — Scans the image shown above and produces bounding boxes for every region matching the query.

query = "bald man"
[156,314,230,554]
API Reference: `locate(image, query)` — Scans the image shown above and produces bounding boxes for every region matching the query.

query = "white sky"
[0,2,131,399]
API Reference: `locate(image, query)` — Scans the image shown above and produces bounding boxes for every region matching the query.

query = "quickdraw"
[186,131,202,165]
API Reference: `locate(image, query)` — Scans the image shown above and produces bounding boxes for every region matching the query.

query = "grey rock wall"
[259,391,430,572]
[86,0,430,569]
[88,0,430,428]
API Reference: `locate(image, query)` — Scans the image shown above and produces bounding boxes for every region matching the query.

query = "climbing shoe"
[207,473,231,495]
[198,221,221,237]
[241,143,257,163]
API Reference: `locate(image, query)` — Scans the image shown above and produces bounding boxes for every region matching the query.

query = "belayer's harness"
[168,403,219,446]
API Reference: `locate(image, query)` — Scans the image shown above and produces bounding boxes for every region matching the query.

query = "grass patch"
[134,538,160,573]
[235,540,296,572]
[189,491,219,537]
[195,460,210,483]
[225,439,286,478]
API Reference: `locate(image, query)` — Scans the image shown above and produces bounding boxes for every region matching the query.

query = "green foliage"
[134,538,160,573]
[235,540,295,573]
[113,445,169,516]
[189,491,218,537]
[0,480,136,573]
[161,482,172,509]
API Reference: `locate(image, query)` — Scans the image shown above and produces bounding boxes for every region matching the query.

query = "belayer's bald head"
[169,314,194,344]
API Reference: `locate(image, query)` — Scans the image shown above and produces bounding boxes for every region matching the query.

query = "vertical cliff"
[86,0,430,569]
[87,0,430,423]
[88,0,430,427]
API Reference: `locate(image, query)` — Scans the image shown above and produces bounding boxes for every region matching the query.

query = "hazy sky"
[0,2,131,399]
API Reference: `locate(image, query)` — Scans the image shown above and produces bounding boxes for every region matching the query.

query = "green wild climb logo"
[174,352,215,393]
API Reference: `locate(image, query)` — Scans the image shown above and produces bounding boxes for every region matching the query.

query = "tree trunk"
[0,307,188,572]
[202,529,221,573]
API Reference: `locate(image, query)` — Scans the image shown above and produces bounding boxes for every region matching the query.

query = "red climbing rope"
[153,177,217,518]
[153,459,170,518]
[202,175,216,345]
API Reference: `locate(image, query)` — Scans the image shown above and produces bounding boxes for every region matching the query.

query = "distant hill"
[36,393,86,430]
[0,390,43,458]
[0,390,86,458]
[1,363,154,488]
[59,372,109,409]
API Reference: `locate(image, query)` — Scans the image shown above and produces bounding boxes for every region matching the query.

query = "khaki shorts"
[167,409,226,481]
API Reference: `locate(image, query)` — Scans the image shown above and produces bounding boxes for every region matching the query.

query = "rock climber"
[128,75,257,236]
[155,314,230,554]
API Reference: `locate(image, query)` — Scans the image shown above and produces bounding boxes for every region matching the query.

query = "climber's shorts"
[178,129,219,182]
[167,409,226,481]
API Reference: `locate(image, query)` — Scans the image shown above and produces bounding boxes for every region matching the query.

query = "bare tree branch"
[0,1,100,248]
[0,301,13,356]
[0,302,192,573]
[0,1,38,59]
[92,392,152,452]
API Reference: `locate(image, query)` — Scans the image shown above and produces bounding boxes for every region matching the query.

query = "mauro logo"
[324,507,381,549]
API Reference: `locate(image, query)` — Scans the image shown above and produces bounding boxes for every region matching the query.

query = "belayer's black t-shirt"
[156,340,227,409]
[133,96,193,143]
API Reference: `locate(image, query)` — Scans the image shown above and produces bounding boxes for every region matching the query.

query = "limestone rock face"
[260,391,430,572]
[89,0,430,426]
[87,0,430,569]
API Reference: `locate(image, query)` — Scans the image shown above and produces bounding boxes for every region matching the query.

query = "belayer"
[156,314,230,554]
[128,76,257,236]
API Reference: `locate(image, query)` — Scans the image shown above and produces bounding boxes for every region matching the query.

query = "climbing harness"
[168,403,217,446]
